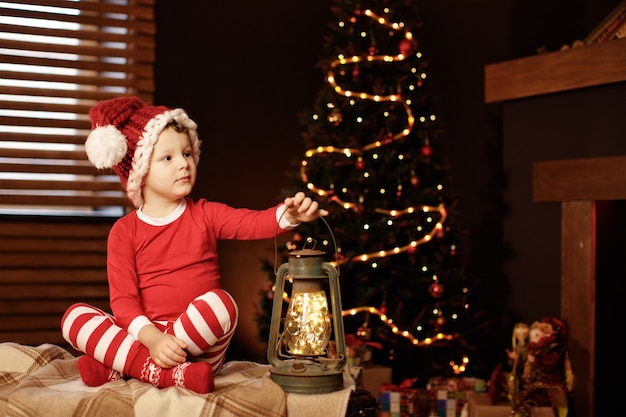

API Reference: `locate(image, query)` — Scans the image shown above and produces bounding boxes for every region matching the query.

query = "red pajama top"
[106,197,289,337]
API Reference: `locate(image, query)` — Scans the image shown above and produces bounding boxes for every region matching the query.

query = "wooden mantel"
[485,37,626,417]
[485,36,626,103]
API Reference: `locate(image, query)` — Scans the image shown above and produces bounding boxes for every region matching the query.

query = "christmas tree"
[258,0,487,385]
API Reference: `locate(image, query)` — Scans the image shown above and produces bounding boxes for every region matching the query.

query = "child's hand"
[139,325,187,368]
[283,192,328,224]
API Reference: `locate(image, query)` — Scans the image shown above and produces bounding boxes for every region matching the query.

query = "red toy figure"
[512,317,574,417]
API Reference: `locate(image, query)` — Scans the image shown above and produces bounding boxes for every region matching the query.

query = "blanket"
[0,343,355,417]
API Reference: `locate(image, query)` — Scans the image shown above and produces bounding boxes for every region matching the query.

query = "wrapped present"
[378,379,421,417]
[361,365,392,398]
[427,377,487,417]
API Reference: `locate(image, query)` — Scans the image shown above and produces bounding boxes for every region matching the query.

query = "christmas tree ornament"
[379,301,387,315]
[429,282,444,298]
[421,143,433,158]
[399,38,417,55]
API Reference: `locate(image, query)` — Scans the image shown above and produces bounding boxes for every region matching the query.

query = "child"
[61,96,328,394]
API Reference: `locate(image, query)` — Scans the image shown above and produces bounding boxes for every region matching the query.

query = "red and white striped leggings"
[61,289,238,375]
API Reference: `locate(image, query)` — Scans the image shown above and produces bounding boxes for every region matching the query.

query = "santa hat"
[85,96,201,207]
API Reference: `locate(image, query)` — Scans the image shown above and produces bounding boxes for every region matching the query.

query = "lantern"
[267,248,347,394]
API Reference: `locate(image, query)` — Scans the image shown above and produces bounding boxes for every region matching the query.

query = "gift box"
[427,377,487,417]
[378,388,419,417]
[361,365,392,398]
[468,393,555,417]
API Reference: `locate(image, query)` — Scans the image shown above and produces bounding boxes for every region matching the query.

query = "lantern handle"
[274,211,340,277]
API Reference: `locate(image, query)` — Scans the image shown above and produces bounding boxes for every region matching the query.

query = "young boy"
[61,96,327,394]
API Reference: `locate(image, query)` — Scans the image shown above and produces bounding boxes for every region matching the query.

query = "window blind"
[0,0,155,216]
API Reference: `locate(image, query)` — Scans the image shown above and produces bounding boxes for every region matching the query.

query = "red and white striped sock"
[125,344,214,393]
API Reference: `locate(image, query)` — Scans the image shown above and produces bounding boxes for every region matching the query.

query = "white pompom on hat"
[85,96,201,207]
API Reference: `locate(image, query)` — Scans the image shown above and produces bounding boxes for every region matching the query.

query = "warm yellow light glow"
[283,290,331,356]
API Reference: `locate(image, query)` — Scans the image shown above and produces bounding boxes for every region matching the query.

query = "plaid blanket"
[0,343,354,417]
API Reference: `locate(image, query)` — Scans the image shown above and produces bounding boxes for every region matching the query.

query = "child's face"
[142,127,197,206]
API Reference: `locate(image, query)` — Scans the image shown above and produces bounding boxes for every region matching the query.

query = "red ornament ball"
[421,144,433,158]
[429,282,444,299]
[379,302,387,315]
[399,38,418,55]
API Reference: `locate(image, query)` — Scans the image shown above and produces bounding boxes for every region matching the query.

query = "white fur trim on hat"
[85,125,128,169]
[125,108,201,208]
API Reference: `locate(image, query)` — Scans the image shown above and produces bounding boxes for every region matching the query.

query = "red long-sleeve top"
[106,197,289,338]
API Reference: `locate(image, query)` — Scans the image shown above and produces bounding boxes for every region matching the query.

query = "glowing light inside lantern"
[284,290,331,356]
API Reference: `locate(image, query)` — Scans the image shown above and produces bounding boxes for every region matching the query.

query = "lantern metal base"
[269,361,344,394]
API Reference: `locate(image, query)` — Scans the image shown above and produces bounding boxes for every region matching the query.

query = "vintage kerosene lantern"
[267,247,347,394]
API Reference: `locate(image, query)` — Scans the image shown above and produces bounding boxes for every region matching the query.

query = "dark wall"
[154,0,622,364]
[502,84,626,320]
